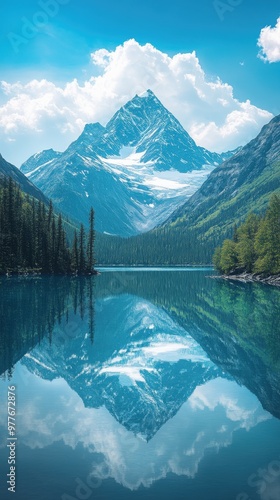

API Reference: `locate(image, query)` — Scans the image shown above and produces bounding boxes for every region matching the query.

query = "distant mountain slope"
[165,114,280,241]
[21,90,235,236]
[0,153,48,203]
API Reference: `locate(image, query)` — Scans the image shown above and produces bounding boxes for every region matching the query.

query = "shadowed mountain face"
[1,271,279,441]
[20,90,235,236]
[0,153,48,203]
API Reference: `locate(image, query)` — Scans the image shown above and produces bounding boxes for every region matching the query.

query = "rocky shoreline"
[212,272,280,287]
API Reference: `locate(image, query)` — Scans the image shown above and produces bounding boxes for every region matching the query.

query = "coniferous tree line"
[95,226,219,266]
[0,177,96,275]
[213,194,280,275]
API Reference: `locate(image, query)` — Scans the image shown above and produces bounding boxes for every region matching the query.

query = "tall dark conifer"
[87,207,95,272]
[79,224,86,273]
[71,230,79,272]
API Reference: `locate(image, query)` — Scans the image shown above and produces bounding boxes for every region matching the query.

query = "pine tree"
[219,239,238,274]
[54,213,70,273]
[79,224,86,273]
[236,213,260,272]
[87,207,95,272]
[213,246,222,272]
[71,230,79,273]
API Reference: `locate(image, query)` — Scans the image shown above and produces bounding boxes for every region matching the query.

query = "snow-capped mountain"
[21,90,236,236]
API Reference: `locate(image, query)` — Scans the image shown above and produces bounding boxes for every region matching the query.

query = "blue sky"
[0,0,279,165]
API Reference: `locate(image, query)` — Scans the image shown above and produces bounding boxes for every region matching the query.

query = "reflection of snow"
[24,353,56,373]
[99,366,155,384]
[97,332,210,385]
[141,342,207,363]
[98,333,208,384]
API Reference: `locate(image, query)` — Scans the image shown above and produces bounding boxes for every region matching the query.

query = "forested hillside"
[0,178,95,275]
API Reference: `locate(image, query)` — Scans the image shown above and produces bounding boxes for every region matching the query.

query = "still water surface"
[0,269,280,500]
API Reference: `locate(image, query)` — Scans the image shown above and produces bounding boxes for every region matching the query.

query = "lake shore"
[211,272,280,287]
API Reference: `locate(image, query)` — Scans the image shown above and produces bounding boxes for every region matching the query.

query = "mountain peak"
[129,89,163,109]
[138,89,156,99]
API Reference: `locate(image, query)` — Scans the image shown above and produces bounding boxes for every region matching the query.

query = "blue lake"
[0,269,280,500]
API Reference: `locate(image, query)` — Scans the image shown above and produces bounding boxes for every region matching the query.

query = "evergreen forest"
[0,177,96,275]
[213,195,280,275]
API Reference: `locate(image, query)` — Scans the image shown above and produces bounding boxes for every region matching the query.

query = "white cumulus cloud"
[258,17,280,63]
[0,39,273,166]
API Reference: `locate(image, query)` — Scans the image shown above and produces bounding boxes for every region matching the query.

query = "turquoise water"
[0,270,280,500]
